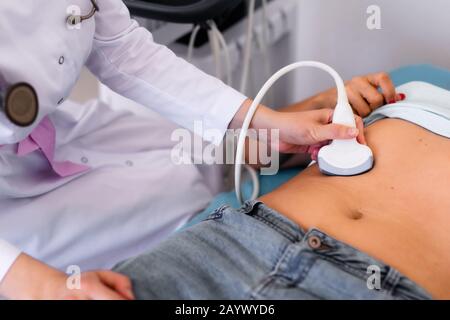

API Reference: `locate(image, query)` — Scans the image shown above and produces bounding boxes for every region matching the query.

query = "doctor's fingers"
[311,123,359,143]
[310,109,364,143]
[308,141,330,161]
[63,281,125,300]
[95,271,135,300]
[354,115,367,145]
[78,271,134,300]
[87,285,128,300]
[310,114,364,159]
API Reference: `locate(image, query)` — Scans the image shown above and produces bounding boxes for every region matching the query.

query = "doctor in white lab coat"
[0,0,379,299]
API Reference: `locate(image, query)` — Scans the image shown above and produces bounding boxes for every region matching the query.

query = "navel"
[348,209,364,220]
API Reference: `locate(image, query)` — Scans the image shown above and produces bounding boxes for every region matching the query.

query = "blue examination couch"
[181,64,450,230]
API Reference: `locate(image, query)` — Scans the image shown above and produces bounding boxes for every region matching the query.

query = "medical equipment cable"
[259,0,274,107]
[240,0,256,95]
[211,29,223,80]
[243,163,260,201]
[235,61,353,204]
[208,24,223,80]
[207,21,259,194]
[187,25,201,62]
[209,21,233,87]
[252,0,272,106]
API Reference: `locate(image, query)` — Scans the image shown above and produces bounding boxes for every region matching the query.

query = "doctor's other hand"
[0,253,134,300]
[322,72,405,117]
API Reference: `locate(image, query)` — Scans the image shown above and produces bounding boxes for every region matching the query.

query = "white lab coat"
[0,0,245,144]
[0,0,246,277]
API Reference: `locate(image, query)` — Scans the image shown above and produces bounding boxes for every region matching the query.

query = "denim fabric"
[114,201,432,300]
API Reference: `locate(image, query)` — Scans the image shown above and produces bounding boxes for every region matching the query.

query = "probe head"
[318,139,374,176]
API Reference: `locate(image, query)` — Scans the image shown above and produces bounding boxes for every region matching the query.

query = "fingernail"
[348,128,359,137]
[398,93,406,101]
[389,99,396,104]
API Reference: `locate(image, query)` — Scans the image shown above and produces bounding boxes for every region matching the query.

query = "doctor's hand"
[264,108,366,157]
[232,101,365,158]
[0,253,134,300]
[322,72,405,117]
[52,271,135,300]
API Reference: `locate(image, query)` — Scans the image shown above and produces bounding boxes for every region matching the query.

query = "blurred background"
[71,0,450,109]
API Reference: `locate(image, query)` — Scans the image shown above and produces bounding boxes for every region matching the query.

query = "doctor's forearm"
[228,99,277,131]
[229,99,316,169]
[229,93,329,131]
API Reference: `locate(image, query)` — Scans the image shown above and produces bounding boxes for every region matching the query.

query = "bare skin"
[260,119,450,299]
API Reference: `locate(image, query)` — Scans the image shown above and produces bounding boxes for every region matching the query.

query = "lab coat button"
[59,56,65,65]
[126,160,134,167]
[81,157,89,164]
[307,235,322,250]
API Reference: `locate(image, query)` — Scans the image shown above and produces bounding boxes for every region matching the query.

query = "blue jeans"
[113,201,431,300]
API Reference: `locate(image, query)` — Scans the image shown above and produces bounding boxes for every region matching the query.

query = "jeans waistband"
[236,200,432,299]
[237,200,305,243]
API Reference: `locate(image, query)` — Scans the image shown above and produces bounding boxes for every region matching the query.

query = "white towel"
[365,81,450,138]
